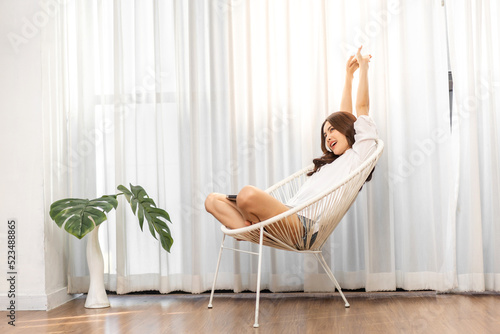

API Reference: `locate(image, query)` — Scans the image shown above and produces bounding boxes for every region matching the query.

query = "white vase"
[84,225,110,308]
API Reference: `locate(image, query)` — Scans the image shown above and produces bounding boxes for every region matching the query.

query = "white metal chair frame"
[208,139,384,328]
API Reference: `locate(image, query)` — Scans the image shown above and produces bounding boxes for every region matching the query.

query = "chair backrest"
[222,139,384,252]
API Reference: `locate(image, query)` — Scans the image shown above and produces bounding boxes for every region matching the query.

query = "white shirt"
[286,115,378,208]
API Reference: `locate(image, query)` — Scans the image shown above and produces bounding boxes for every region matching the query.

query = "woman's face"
[323,121,350,155]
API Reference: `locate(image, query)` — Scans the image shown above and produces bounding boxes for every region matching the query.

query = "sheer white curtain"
[42,0,102,291]
[43,0,183,293]
[42,0,472,295]
[446,0,500,291]
[323,0,454,291]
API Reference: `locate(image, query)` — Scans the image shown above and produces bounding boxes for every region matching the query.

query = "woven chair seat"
[209,139,384,328]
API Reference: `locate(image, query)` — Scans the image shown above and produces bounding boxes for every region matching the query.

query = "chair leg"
[208,234,226,309]
[253,226,265,328]
[314,253,350,308]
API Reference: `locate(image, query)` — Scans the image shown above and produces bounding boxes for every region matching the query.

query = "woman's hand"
[340,55,359,113]
[355,46,371,116]
[355,46,371,69]
[346,55,359,78]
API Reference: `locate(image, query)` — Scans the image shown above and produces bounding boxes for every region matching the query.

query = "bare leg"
[236,186,291,222]
[205,186,303,244]
[237,186,303,244]
[205,193,248,229]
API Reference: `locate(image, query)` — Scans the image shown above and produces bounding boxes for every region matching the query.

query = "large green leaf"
[49,195,118,239]
[118,184,173,252]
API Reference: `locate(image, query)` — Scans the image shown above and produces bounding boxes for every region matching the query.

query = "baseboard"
[0,288,81,311]
[47,287,81,310]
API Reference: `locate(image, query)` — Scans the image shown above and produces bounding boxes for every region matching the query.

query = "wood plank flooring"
[2,291,499,333]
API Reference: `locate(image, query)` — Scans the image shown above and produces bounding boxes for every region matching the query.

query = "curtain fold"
[445,0,500,292]
[41,0,499,295]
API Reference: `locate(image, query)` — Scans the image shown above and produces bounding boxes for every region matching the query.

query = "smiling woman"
[323,113,354,156]
[205,47,377,242]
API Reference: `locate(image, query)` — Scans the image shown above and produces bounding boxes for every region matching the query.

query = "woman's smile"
[323,121,350,155]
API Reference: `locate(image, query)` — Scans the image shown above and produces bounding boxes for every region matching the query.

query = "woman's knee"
[204,193,219,213]
[237,185,259,211]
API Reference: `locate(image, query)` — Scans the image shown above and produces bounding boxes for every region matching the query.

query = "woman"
[205,46,377,244]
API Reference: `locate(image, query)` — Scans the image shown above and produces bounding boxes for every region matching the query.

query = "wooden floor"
[2,291,499,333]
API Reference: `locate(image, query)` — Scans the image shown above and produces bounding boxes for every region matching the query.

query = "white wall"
[0,0,73,310]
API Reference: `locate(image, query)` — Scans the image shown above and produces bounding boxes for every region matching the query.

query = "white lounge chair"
[208,139,384,328]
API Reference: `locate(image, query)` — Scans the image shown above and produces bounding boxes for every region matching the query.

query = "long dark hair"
[307,111,374,182]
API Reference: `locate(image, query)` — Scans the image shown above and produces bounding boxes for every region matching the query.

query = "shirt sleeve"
[352,115,378,161]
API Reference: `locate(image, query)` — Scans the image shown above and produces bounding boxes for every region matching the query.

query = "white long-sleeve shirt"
[286,115,378,208]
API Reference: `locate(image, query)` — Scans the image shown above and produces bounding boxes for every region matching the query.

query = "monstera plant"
[49,184,173,308]
[50,184,173,252]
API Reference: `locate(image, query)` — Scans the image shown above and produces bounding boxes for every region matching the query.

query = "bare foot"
[235,221,253,241]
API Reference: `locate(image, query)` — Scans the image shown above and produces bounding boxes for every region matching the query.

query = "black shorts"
[298,214,318,248]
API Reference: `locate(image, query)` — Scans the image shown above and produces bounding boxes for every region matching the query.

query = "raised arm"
[355,46,371,117]
[339,55,359,113]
